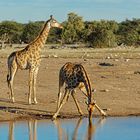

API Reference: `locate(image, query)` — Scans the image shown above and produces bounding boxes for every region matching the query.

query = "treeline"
[0,12,140,48]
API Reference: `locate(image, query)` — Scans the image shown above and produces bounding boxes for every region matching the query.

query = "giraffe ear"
[50,15,53,19]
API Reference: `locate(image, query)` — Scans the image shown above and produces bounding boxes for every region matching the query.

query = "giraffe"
[52,62,107,120]
[7,15,63,104]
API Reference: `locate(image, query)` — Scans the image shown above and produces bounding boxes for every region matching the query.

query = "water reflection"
[28,120,37,140]
[4,117,140,140]
[87,118,106,140]
[7,118,105,140]
[8,120,37,140]
[54,118,106,140]
[9,121,14,140]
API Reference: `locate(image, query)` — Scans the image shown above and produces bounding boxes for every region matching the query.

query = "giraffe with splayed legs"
[52,62,107,120]
[7,15,63,104]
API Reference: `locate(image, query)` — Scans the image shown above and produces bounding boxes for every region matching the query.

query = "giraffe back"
[59,62,92,96]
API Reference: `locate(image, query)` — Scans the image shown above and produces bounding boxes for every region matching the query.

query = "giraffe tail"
[7,62,12,88]
[7,71,11,88]
[7,52,16,88]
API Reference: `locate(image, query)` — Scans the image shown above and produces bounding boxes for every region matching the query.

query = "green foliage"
[62,12,84,44]
[117,19,140,46]
[47,28,62,43]
[0,13,140,48]
[84,20,118,48]
[21,21,43,43]
[0,21,23,43]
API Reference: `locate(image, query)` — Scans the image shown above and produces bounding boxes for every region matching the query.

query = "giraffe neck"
[38,24,50,45]
[81,65,92,103]
[29,22,51,51]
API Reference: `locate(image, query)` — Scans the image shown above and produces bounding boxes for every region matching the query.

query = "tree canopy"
[0,13,140,48]
[62,12,84,44]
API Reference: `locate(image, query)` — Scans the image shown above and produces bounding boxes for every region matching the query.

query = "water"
[0,117,140,140]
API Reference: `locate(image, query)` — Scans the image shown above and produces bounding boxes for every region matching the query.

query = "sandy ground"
[0,47,140,121]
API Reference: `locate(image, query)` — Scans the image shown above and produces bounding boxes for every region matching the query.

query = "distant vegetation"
[0,12,140,48]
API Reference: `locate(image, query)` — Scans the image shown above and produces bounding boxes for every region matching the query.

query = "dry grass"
[1,44,140,59]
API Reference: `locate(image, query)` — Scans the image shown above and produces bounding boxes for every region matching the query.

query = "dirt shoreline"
[1,111,140,122]
[0,48,140,121]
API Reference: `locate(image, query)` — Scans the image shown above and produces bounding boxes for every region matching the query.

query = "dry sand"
[0,48,140,121]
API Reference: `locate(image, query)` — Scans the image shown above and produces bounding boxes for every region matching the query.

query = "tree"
[81,21,97,44]
[85,20,118,48]
[0,15,140,48]
[47,28,63,43]
[0,21,23,45]
[21,21,43,43]
[62,12,84,44]
[117,19,140,46]
[0,33,9,48]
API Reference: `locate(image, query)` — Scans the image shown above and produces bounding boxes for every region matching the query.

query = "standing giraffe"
[7,15,63,104]
[52,62,107,120]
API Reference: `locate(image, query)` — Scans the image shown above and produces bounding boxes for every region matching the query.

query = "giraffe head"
[47,15,63,29]
[86,101,96,120]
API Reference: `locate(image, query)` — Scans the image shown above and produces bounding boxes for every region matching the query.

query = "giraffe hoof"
[80,113,83,116]
[11,97,15,103]
[103,113,107,117]
[52,115,57,121]
[101,111,107,117]
[79,111,84,116]
[28,99,32,105]
[33,101,38,105]
[28,102,32,105]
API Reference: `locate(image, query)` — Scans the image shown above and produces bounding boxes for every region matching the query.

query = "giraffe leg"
[57,91,62,110]
[28,69,34,104]
[71,90,83,116]
[94,103,107,116]
[79,84,88,97]
[57,71,65,109]
[33,67,39,104]
[52,89,69,120]
[7,63,17,103]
